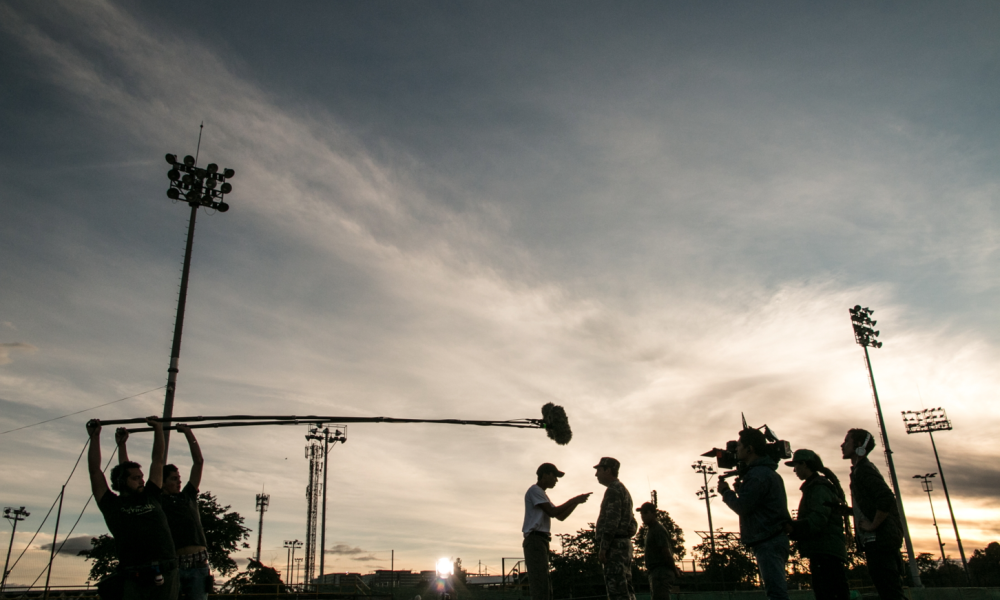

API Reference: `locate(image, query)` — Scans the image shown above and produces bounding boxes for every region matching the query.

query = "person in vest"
[786,449,850,600]
[119,424,209,600]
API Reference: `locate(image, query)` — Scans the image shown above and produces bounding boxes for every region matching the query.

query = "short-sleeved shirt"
[161,482,207,549]
[522,484,552,536]
[98,481,176,567]
[644,521,672,570]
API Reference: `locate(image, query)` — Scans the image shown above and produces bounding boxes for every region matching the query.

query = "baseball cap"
[593,457,620,471]
[784,449,820,467]
[537,463,565,477]
[636,502,656,513]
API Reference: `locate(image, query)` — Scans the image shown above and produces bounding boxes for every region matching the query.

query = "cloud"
[41,535,94,556]
[326,544,367,555]
[0,343,38,365]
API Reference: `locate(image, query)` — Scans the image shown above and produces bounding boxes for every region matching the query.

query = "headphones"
[856,432,872,457]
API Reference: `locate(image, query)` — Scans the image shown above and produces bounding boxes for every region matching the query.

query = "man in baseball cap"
[636,502,680,600]
[522,463,592,600]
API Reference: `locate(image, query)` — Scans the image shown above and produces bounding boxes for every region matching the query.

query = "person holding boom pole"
[118,424,210,600]
[88,417,178,600]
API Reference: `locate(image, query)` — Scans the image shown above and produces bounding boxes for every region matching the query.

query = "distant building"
[362,570,435,588]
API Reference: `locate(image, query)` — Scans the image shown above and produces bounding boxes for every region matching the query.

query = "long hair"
[803,454,846,502]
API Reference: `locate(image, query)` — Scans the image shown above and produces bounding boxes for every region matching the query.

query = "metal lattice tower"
[304,440,323,586]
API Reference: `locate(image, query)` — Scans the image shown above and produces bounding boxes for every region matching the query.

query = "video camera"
[701,414,792,479]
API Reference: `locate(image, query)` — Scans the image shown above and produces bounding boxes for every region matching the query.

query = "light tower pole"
[2,507,29,593]
[902,408,970,582]
[284,540,302,587]
[305,425,347,583]
[913,474,946,564]
[691,460,717,555]
[255,493,270,561]
[160,141,236,457]
[848,305,921,587]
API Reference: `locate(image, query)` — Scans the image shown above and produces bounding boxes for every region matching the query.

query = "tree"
[969,542,1000,587]
[550,524,605,599]
[691,532,758,591]
[220,558,285,596]
[633,508,686,571]
[80,491,251,581]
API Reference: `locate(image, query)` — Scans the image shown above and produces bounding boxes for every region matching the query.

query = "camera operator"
[785,449,849,600]
[717,428,791,600]
[842,429,904,600]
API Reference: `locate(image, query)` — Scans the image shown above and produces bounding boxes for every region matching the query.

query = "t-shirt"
[161,482,207,550]
[97,481,176,567]
[644,521,673,570]
[522,484,552,537]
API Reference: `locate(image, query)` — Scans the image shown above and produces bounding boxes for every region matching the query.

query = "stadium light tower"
[284,540,302,587]
[903,408,970,581]
[848,305,921,587]
[913,474,946,564]
[691,460,717,555]
[160,140,236,457]
[255,493,270,561]
[2,507,29,593]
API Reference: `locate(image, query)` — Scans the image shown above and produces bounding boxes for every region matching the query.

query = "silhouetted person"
[119,424,209,600]
[785,449,850,600]
[594,457,637,600]
[88,417,177,600]
[718,428,791,600]
[842,429,904,599]
[636,502,680,600]
[522,463,591,600]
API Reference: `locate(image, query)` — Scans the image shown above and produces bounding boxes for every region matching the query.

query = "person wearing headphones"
[841,429,904,599]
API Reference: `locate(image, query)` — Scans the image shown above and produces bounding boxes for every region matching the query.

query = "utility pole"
[2,507,30,593]
[903,408,970,582]
[849,305,921,587]
[255,493,270,562]
[42,487,65,600]
[305,426,347,583]
[159,135,236,458]
[692,461,717,555]
[913,474,946,564]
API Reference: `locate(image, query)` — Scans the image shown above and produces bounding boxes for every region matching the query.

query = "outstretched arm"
[539,492,592,521]
[115,428,130,464]
[87,420,110,503]
[147,416,165,489]
[178,424,204,491]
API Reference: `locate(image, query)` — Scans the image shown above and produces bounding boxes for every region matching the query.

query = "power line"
[1,386,164,435]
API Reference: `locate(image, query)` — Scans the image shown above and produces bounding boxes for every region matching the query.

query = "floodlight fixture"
[848,305,920,586]
[903,407,969,581]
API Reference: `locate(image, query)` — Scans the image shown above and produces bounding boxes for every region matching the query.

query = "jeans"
[647,566,676,600]
[522,533,551,600]
[178,564,211,600]
[750,534,789,600]
[864,545,905,600]
[122,565,179,600]
[809,554,849,600]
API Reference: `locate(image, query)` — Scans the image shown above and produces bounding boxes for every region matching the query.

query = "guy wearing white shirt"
[523,463,592,600]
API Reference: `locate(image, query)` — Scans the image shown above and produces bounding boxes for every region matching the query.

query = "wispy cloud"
[0,343,38,365]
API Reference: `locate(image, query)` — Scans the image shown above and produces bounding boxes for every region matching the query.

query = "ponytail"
[819,466,846,502]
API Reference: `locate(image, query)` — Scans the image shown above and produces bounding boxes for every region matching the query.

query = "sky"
[1,0,999,588]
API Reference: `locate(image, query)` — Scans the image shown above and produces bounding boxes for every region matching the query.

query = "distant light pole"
[284,540,302,587]
[160,140,236,457]
[295,558,303,588]
[913,474,946,564]
[285,540,302,583]
[849,305,921,587]
[903,408,970,581]
[305,425,347,580]
[2,507,29,593]
[692,460,717,555]
[255,494,270,561]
